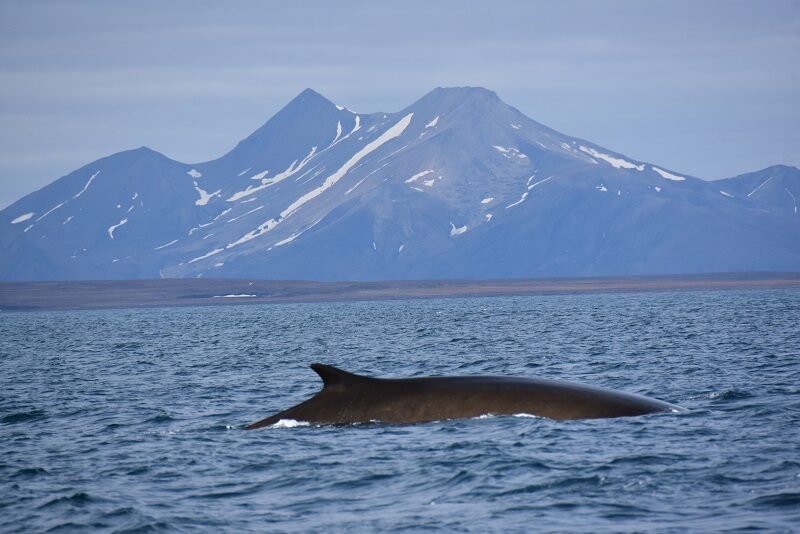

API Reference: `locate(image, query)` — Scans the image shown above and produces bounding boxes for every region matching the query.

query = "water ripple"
[1,289,799,531]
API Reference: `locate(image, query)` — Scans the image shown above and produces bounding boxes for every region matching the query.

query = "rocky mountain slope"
[2,87,798,281]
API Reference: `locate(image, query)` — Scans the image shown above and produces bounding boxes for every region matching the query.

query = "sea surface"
[1,289,799,532]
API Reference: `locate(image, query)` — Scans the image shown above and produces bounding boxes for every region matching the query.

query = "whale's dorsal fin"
[310,363,371,388]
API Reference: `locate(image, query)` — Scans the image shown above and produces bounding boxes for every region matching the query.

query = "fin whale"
[246,364,684,429]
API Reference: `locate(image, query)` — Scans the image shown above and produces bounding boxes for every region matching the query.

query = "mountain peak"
[434,86,499,99]
[103,146,169,164]
[294,87,334,105]
[764,164,799,173]
[407,86,504,119]
[227,88,342,157]
[417,86,499,104]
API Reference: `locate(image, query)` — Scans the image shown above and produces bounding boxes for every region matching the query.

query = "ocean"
[1,289,799,532]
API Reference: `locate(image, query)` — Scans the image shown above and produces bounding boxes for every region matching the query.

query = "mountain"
[2,87,799,281]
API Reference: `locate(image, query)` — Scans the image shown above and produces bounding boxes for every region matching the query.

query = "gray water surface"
[2,289,799,532]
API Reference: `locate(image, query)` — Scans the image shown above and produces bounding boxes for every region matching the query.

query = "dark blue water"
[2,289,799,532]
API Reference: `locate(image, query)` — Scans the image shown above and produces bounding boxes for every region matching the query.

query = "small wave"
[1,409,47,425]
[271,419,310,428]
[748,492,800,509]
[39,492,94,509]
[102,507,135,518]
[146,414,176,424]
[709,388,753,401]
[12,467,47,479]
[113,342,143,349]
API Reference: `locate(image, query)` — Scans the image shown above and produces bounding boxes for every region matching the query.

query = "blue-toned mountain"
[2,87,798,281]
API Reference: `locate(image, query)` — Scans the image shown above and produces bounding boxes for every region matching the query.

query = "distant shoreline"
[0,272,798,312]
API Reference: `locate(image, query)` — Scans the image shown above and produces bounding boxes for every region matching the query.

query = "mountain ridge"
[2,87,798,281]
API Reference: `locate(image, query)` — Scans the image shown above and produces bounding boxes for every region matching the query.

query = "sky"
[1,1,798,209]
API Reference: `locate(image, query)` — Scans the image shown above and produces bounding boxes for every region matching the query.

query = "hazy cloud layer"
[1,0,798,208]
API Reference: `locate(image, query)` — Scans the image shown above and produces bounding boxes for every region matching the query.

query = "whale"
[245,364,684,429]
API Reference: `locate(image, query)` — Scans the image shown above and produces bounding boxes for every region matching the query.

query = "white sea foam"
[271,419,310,428]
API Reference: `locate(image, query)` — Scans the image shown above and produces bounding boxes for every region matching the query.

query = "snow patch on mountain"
[494,145,528,160]
[346,163,388,195]
[785,188,798,214]
[506,192,528,208]
[274,232,301,247]
[281,114,414,220]
[217,114,415,256]
[73,171,100,199]
[108,218,128,239]
[528,175,555,190]
[228,146,317,202]
[450,222,467,236]
[154,239,178,250]
[652,167,686,181]
[36,202,65,222]
[747,177,773,197]
[188,248,223,264]
[579,146,644,171]
[406,170,434,184]
[332,121,343,144]
[227,205,263,223]
[11,212,34,224]
[274,218,323,247]
[193,182,221,206]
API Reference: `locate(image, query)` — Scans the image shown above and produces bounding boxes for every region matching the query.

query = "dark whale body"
[246,364,683,429]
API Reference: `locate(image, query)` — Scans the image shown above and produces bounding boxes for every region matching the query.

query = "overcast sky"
[1,0,798,209]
